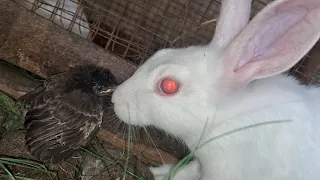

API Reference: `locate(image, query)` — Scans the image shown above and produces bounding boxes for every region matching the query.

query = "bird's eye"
[96,85,103,91]
[158,78,180,95]
[93,85,104,94]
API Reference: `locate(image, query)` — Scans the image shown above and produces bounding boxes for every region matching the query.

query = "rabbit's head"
[112,0,320,138]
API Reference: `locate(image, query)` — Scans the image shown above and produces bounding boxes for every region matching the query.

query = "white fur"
[150,160,201,180]
[112,0,320,179]
[14,0,90,38]
[211,0,253,48]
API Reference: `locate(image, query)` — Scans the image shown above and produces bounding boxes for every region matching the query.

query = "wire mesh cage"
[11,0,320,84]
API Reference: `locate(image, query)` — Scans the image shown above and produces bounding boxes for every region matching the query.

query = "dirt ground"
[0,132,155,180]
[0,108,155,180]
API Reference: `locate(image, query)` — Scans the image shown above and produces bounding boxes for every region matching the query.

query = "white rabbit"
[112,0,320,179]
[14,0,90,38]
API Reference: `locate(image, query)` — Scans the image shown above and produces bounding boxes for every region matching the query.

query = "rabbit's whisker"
[143,126,165,164]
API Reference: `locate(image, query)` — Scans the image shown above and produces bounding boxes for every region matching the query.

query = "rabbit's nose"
[111,86,126,105]
[111,91,119,104]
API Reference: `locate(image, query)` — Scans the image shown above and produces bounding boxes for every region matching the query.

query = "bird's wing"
[43,71,76,91]
[23,89,103,164]
[18,71,73,110]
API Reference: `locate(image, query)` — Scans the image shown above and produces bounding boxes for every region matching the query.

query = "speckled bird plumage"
[18,65,118,164]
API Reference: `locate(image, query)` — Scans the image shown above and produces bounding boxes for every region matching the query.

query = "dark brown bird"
[18,65,118,164]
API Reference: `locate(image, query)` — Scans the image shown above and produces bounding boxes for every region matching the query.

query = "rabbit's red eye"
[159,78,180,95]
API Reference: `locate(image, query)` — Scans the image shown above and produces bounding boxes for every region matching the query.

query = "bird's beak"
[99,88,115,96]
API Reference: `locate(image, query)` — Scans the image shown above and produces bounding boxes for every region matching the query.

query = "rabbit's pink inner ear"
[222,0,320,85]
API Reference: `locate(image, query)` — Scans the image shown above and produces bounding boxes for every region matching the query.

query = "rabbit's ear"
[211,0,253,49]
[221,0,320,86]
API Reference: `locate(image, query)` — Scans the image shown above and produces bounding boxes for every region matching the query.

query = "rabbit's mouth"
[113,103,141,126]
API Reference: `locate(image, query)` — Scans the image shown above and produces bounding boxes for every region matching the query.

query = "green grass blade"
[122,125,132,180]
[0,162,16,180]
[80,148,113,164]
[198,120,293,150]
[0,158,52,172]
[0,174,35,180]
[0,160,54,175]
[165,119,209,180]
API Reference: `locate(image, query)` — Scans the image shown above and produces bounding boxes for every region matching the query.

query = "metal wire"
[11,0,320,84]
